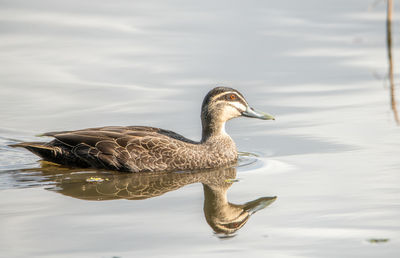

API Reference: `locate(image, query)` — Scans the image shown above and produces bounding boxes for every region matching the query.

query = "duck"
[11,87,274,172]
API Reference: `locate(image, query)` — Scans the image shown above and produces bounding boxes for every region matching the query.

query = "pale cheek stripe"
[229,102,247,111]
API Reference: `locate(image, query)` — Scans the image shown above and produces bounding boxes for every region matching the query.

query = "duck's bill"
[243,196,277,214]
[242,107,275,120]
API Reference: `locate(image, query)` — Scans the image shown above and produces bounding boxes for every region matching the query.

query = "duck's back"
[12,126,237,172]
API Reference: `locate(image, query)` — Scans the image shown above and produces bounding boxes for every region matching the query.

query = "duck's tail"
[9,142,56,159]
[10,141,90,168]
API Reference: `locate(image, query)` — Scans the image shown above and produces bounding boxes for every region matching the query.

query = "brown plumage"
[10,87,274,172]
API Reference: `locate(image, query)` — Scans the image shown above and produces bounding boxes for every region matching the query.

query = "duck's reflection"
[202,180,276,236]
[14,163,277,236]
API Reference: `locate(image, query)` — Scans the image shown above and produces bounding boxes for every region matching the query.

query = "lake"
[0,0,399,257]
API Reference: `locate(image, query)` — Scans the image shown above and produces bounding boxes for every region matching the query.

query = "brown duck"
[11,87,274,172]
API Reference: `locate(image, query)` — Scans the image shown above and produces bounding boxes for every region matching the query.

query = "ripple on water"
[237,151,294,175]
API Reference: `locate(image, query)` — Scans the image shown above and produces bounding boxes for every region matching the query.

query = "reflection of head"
[203,183,276,237]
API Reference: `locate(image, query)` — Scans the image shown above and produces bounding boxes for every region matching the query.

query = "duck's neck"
[201,117,228,143]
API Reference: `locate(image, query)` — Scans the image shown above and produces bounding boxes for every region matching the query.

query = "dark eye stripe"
[215,93,246,106]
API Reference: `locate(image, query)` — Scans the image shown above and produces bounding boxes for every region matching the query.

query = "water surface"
[1,0,400,257]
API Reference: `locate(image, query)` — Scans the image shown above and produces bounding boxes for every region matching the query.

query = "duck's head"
[201,87,274,139]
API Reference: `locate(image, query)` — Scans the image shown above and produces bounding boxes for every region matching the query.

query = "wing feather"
[35,126,200,172]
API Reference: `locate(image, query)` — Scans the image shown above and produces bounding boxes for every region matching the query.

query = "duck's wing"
[44,126,198,172]
[41,126,159,137]
[43,126,198,144]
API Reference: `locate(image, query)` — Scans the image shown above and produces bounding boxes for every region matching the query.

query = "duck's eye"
[229,94,237,100]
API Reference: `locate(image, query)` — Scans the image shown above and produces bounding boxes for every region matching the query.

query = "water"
[1,0,400,257]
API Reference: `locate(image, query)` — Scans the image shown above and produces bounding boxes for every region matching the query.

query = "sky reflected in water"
[0,0,400,257]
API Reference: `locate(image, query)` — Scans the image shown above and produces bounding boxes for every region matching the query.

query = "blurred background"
[0,0,399,257]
